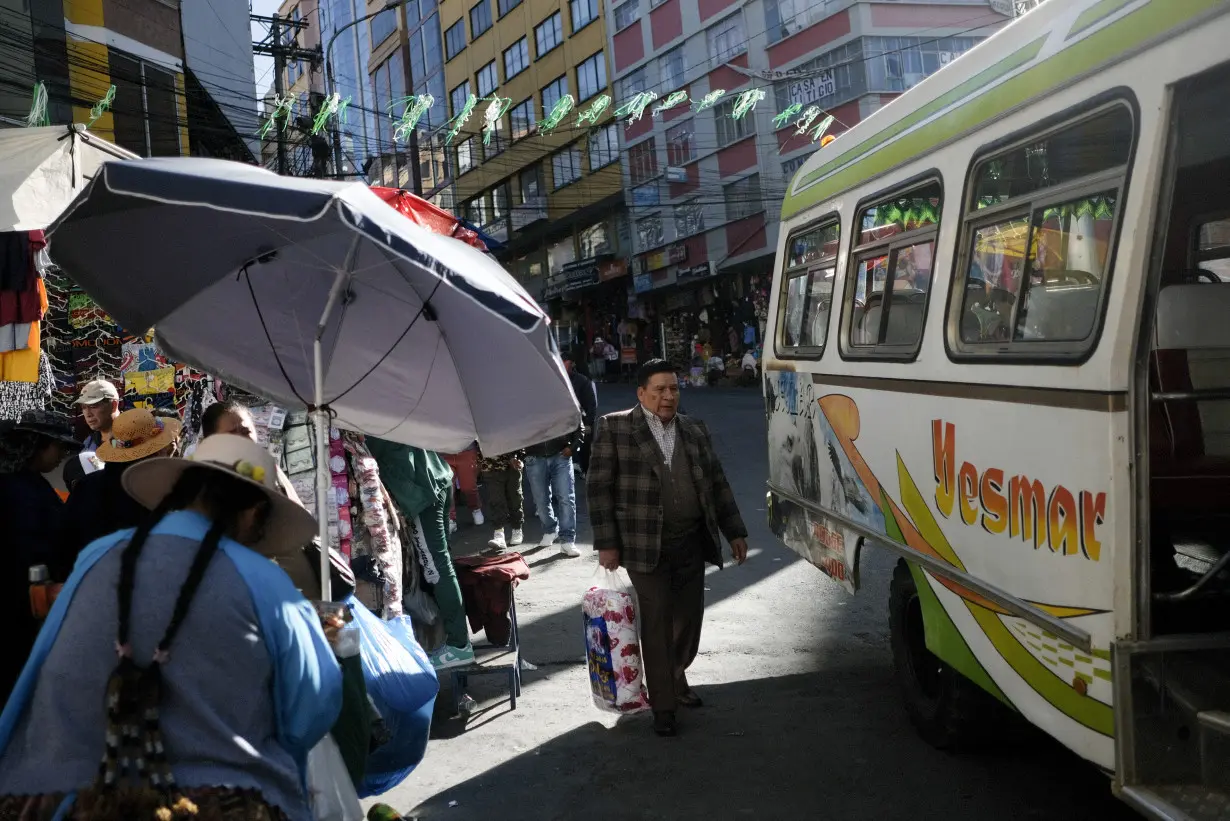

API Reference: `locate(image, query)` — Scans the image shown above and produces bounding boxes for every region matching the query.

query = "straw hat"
[96,408,182,463]
[123,434,317,556]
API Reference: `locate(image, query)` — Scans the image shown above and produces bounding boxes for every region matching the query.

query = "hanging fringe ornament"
[87,85,117,129]
[26,82,49,128]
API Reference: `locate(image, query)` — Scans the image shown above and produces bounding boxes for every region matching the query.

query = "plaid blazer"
[587,406,747,574]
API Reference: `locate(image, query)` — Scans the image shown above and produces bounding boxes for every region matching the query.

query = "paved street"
[376,385,1135,821]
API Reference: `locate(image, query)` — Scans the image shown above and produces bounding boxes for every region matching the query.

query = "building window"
[504,38,529,79]
[470,0,493,38]
[445,19,466,60]
[477,61,498,97]
[865,36,982,93]
[541,75,568,119]
[724,173,761,222]
[674,198,705,238]
[765,0,831,45]
[773,40,861,115]
[649,0,668,7]
[714,99,750,146]
[485,119,507,158]
[457,138,475,174]
[666,120,693,165]
[707,13,747,63]
[510,97,536,139]
[576,52,607,103]
[520,165,542,200]
[570,0,598,32]
[110,51,179,157]
[490,183,510,222]
[632,180,660,207]
[548,237,577,272]
[613,0,639,31]
[535,12,563,57]
[629,137,657,185]
[450,80,472,118]
[637,214,663,250]
[370,7,397,45]
[498,0,521,17]
[552,144,583,188]
[580,221,610,258]
[589,123,619,170]
[659,47,685,92]
[620,67,647,99]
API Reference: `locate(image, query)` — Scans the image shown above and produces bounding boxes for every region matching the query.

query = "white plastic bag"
[307,734,364,821]
[582,567,650,714]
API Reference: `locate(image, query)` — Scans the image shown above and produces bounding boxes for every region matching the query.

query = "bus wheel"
[889,560,999,751]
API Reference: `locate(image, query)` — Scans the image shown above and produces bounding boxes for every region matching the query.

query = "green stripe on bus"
[781,0,1222,222]
[1069,0,1144,39]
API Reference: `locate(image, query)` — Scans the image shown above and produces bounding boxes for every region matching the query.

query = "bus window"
[844,180,942,357]
[777,219,840,356]
[952,101,1134,358]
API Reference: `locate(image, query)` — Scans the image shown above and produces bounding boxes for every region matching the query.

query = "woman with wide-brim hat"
[0,410,83,704]
[55,408,183,576]
[0,434,343,821]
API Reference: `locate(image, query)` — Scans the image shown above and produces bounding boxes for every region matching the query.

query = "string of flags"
[256,82,836,151]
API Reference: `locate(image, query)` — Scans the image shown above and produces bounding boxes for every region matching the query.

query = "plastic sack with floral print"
[582,567,649,714]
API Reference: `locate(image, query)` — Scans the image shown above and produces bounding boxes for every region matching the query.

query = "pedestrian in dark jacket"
[56,408,181,578]
[0,410,82,705]
[563,354,597,475]
[524,415,585,558]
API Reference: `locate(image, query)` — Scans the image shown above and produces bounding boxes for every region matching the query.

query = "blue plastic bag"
[346,597,438,797]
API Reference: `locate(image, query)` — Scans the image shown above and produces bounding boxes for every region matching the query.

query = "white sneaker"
[473,509,485,526]
[487,527,507,553]
[559,542,581,558]
[430,643,475,670]
[538,529,558,547]
[448,518,458,535]
[508,527,524,546]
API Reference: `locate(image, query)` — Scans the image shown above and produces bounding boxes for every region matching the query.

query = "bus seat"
[1150,283,1230,513]
[884,289,927,345]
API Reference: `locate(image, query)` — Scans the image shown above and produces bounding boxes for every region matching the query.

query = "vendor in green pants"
[367,438,474,670]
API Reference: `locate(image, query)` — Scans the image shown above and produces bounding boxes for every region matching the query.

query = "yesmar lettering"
[931,420,1106,561]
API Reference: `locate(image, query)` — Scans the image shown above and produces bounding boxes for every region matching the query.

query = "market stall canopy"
[369,186,488,252]
[47,157,581,456]
[0,124,139,231]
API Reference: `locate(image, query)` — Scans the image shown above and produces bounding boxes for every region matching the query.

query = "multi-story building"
[319,0,383,180]
[439,0,631,349]
[606,0,1009,364]
[0,0,254,161]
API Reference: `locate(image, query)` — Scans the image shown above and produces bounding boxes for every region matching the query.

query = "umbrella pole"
[314,265,352,601]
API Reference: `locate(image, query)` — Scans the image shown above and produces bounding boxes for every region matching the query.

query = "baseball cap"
[74,379,120,405]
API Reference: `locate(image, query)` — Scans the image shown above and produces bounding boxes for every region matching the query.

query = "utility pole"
[252,12,319,176]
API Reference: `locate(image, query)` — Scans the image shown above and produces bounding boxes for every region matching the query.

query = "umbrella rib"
[327,277,444,407]
[242,264,311,407]
[363,332,445,439]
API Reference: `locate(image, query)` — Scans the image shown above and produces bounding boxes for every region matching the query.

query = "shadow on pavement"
[410,664,1134,821]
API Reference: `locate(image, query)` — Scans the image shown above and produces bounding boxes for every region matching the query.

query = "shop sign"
[637,243,688,274]
[632,181,660,207]
[558,256,610,294]
[483,217,509,244]
[543,270,568,299]
[665,166,688,183]
[789,71,836,107]
[664,290,696,312]
[512,195,547,230]
[676,262,714,282]
[598,259,628,282]
[633,272,654,293]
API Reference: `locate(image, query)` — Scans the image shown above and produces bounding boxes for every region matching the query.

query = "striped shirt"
[640,405,677,467]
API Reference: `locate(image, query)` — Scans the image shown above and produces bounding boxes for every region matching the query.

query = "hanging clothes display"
[0,231,50,415]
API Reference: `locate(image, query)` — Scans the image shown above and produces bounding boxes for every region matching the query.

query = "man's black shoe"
[653,711,677,737]
[677,689,703,709]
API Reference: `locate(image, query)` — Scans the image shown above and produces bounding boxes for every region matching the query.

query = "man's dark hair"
[201,399,246,436]
[637,358,679,388]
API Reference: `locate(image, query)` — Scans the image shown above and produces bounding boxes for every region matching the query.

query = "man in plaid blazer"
[587,359,748,737]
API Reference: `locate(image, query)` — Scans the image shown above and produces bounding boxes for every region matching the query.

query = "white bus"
[762,1,1230,817]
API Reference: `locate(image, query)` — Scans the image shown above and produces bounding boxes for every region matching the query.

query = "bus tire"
[889,560,1000,751]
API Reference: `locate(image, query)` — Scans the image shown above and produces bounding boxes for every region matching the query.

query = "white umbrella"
[48,157,581,597]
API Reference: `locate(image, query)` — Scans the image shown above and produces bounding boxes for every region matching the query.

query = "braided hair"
[93,465,273,812]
